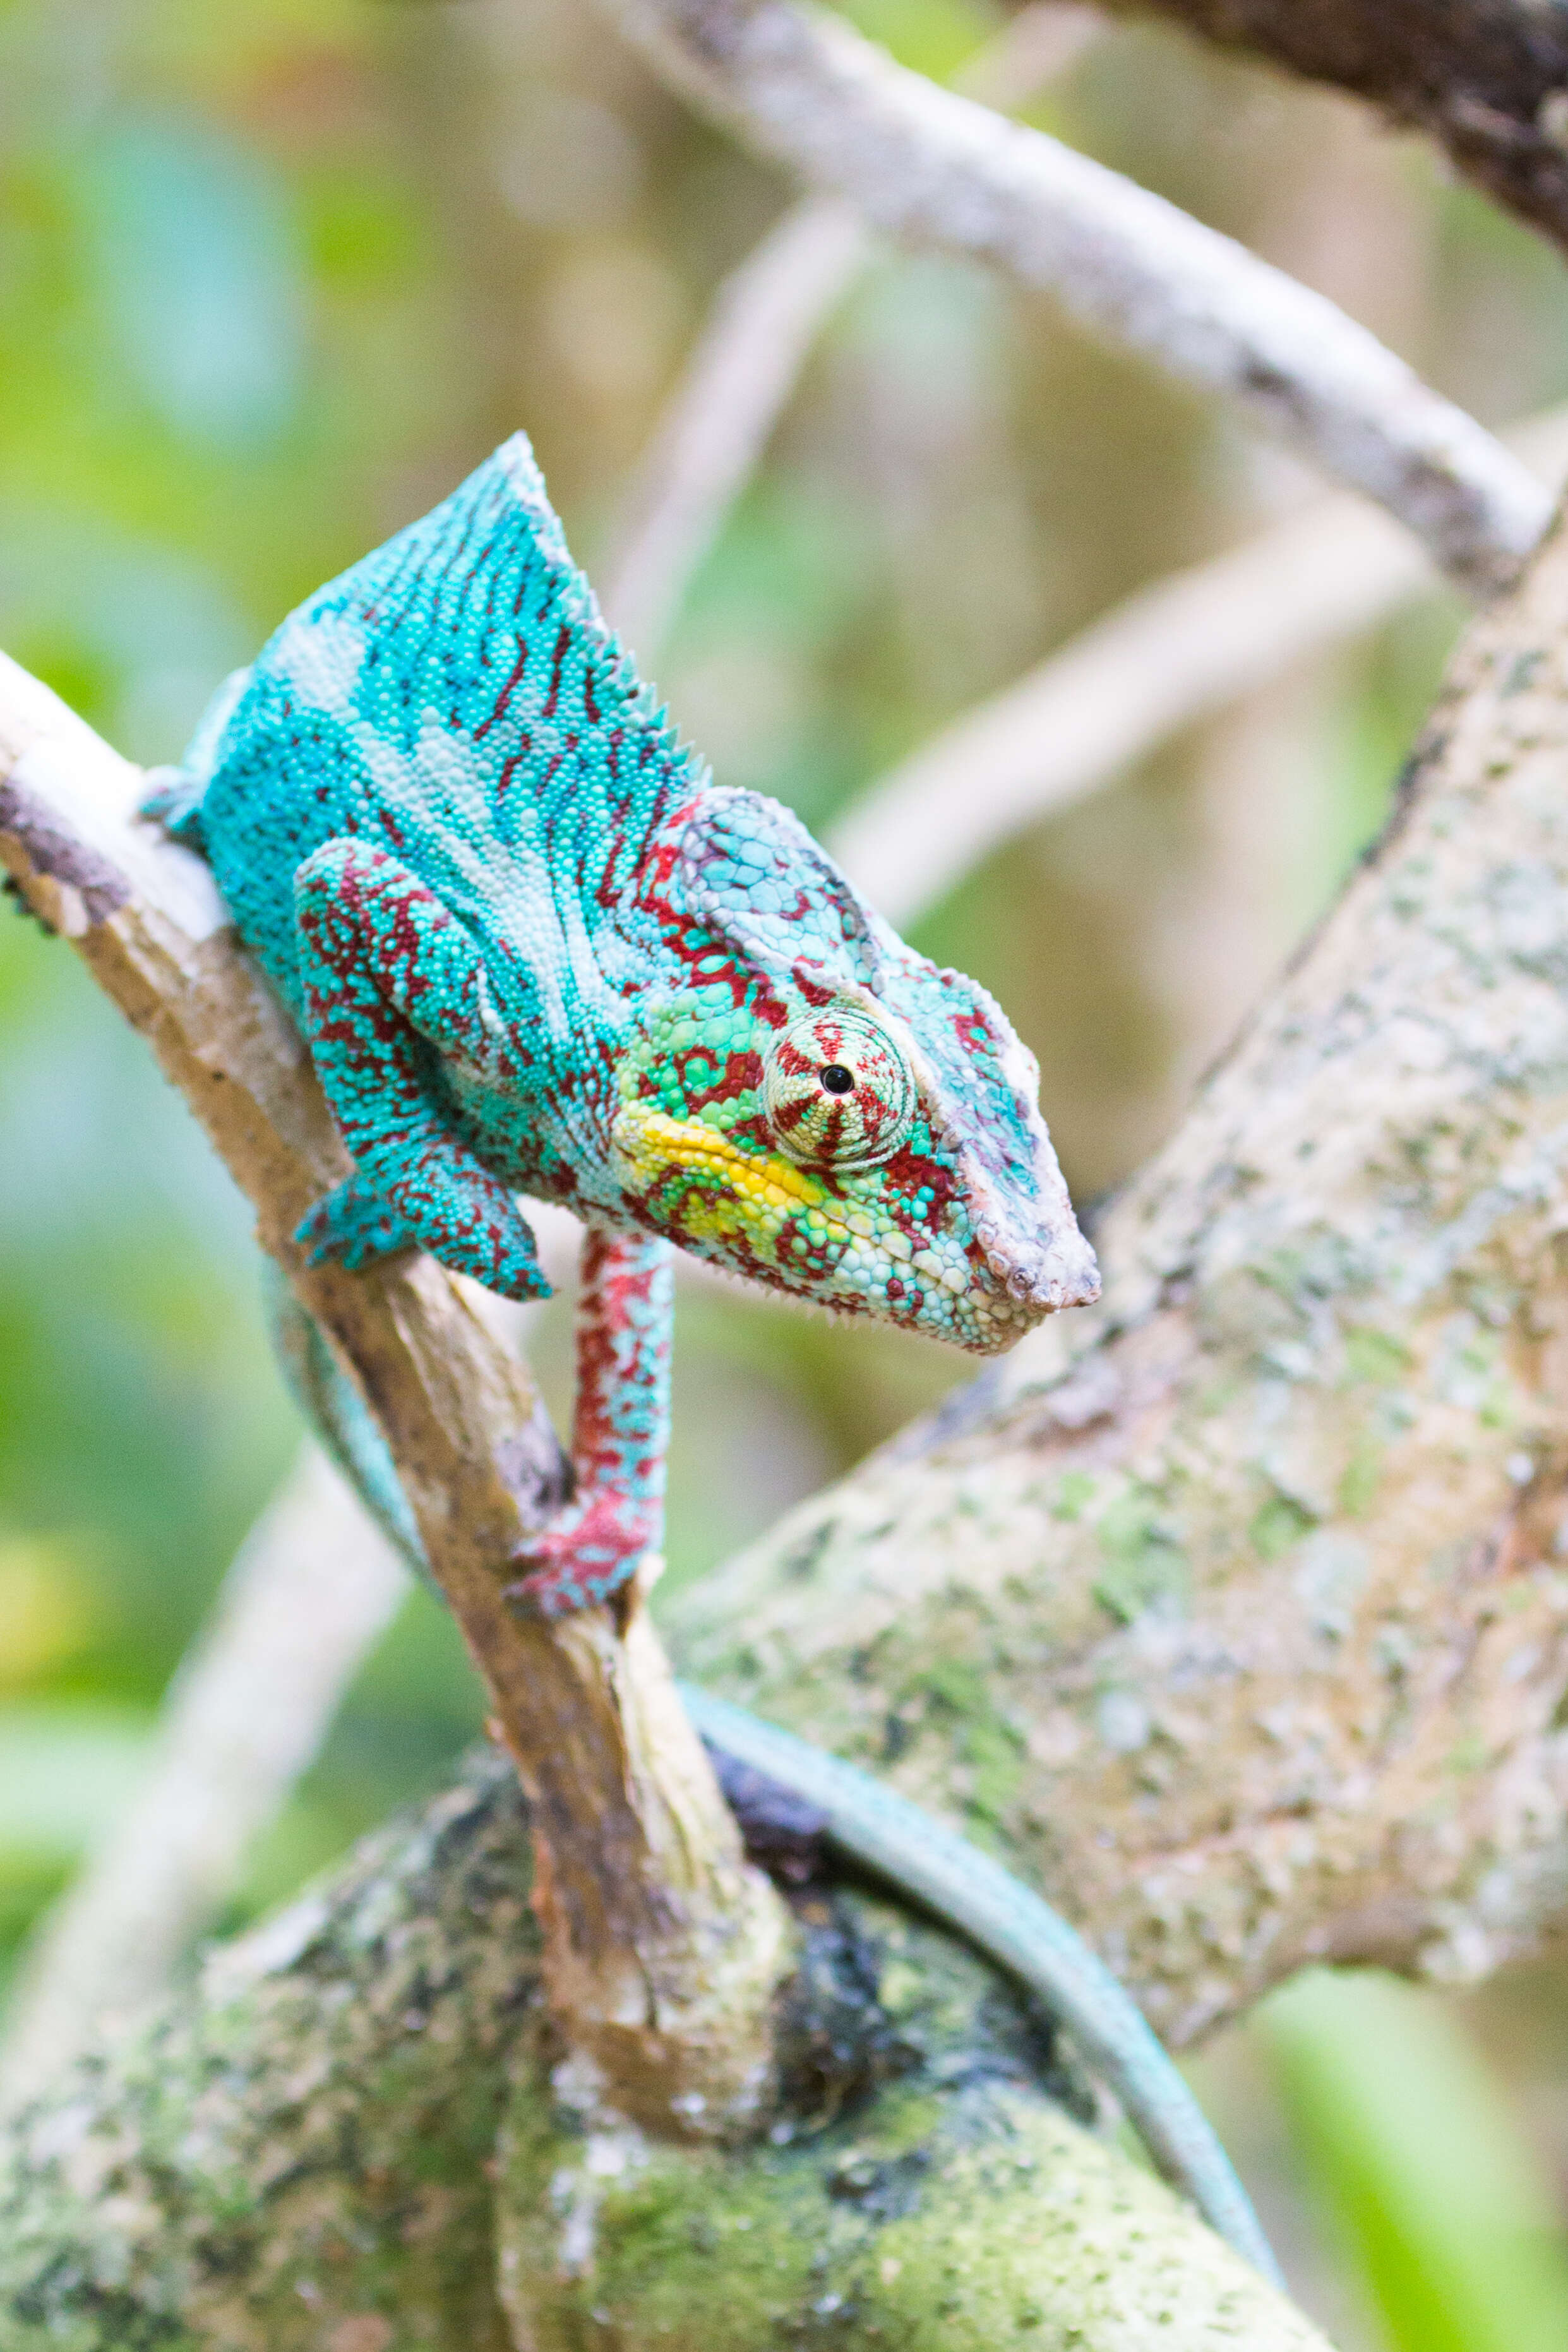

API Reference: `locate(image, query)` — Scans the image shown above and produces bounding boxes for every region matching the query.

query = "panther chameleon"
[146,430,1100,1619]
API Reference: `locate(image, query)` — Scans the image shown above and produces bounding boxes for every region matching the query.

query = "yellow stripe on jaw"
[614,1105,830,1214]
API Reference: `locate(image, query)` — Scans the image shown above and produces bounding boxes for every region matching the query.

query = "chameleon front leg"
[507,1223,674,1617]
[292,839,549,1303]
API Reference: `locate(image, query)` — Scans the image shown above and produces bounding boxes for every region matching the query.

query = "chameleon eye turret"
[760,1003,917,1172]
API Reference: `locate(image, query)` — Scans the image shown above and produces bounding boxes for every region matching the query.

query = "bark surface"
[0,1755,1328,2351]
[16,252,1568,2352]
[0,656,793,2141]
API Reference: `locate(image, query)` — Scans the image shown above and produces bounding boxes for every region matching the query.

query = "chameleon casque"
[143,433,1277,2279]
[149,429,1099,1617]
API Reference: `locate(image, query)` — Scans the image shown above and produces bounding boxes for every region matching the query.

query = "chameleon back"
[157,436,702,1025]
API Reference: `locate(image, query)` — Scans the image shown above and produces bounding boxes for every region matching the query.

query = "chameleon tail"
[681,1686,1283,2287]
[264,1271,1279,2284]
[266,1266,432,1588]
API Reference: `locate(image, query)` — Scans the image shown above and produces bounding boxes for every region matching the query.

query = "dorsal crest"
[306,433,704,842]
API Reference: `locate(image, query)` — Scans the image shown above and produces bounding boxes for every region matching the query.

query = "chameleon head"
[609,787,1099,1354]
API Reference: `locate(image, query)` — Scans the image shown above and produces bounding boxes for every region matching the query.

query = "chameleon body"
[147,430,1098,1614]
[147,437,1276,2277]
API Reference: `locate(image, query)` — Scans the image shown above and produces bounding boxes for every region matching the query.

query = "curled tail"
[266,1272,1279,2284]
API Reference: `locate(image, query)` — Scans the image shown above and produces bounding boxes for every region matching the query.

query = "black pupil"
[820,1064,854,1096]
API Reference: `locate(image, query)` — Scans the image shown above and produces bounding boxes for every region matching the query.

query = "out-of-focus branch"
[0,652,792,2138]
[599,0,1548,595]
[0,1447,409,2113]
[600,196,865,655]
[1092,0,1568,260]
[599,3,1104,659]
[832,404,1568,925]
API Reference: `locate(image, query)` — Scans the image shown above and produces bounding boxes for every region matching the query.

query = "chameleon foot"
[503,1224,673,1617]
[504,1495,658,1618]
[296,1174,419,1271]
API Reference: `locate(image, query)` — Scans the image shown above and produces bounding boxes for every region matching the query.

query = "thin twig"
[830,405,1568,925]
[0,1448,409,2111]
[601,0,1548,594]
[599,3,1104,659]
[601,196,865,656]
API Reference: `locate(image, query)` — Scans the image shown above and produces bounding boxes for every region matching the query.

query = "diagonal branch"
[598,2,1104,659]
[832,404,1568,926]
[0,652,793,2138]
[0,1447,410,2111]
[600,0,1548,594]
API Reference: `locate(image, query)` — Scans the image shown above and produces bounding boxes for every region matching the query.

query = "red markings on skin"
[793,965,837,1009]
[541,623,572,720]
[474,637,529,741]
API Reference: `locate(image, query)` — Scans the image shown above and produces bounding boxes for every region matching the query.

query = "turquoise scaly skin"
[146,431,1098,1614]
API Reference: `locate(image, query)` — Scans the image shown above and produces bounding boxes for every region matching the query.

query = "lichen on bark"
[0,1760,1328,2349]
[0,1759,534,2351]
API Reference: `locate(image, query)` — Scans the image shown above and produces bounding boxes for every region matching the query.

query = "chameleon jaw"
[609,1101,1044,1348]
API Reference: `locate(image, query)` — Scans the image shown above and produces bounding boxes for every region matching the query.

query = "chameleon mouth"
[609,1103,1085,1342]
[962,1152,1101,1315]
[613,1103,832,1222]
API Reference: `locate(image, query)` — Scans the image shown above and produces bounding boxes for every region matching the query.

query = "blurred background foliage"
[3,0,1568,2339]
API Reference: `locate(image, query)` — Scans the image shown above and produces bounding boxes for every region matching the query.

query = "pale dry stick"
[0,666,1329,2349]
[601,0,1547,594]
[0,1448,410,2113]
[0,652,793,2138]
[600,198,865,655]
[599,2,1104,658]
[42,423,1568,2086]
[831,405,1568,926]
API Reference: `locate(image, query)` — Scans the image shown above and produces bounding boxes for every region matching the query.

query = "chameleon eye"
[763,1007,916,1171]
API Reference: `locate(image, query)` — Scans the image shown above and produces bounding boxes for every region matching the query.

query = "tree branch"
[0,654,793,2139]
[1092,0,1568,260]
[8,475,1568,2348]
[832,404,1568,927]
[0,1751,1332,2351]
[599,0,1548,594]
[597,3,1104,659]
